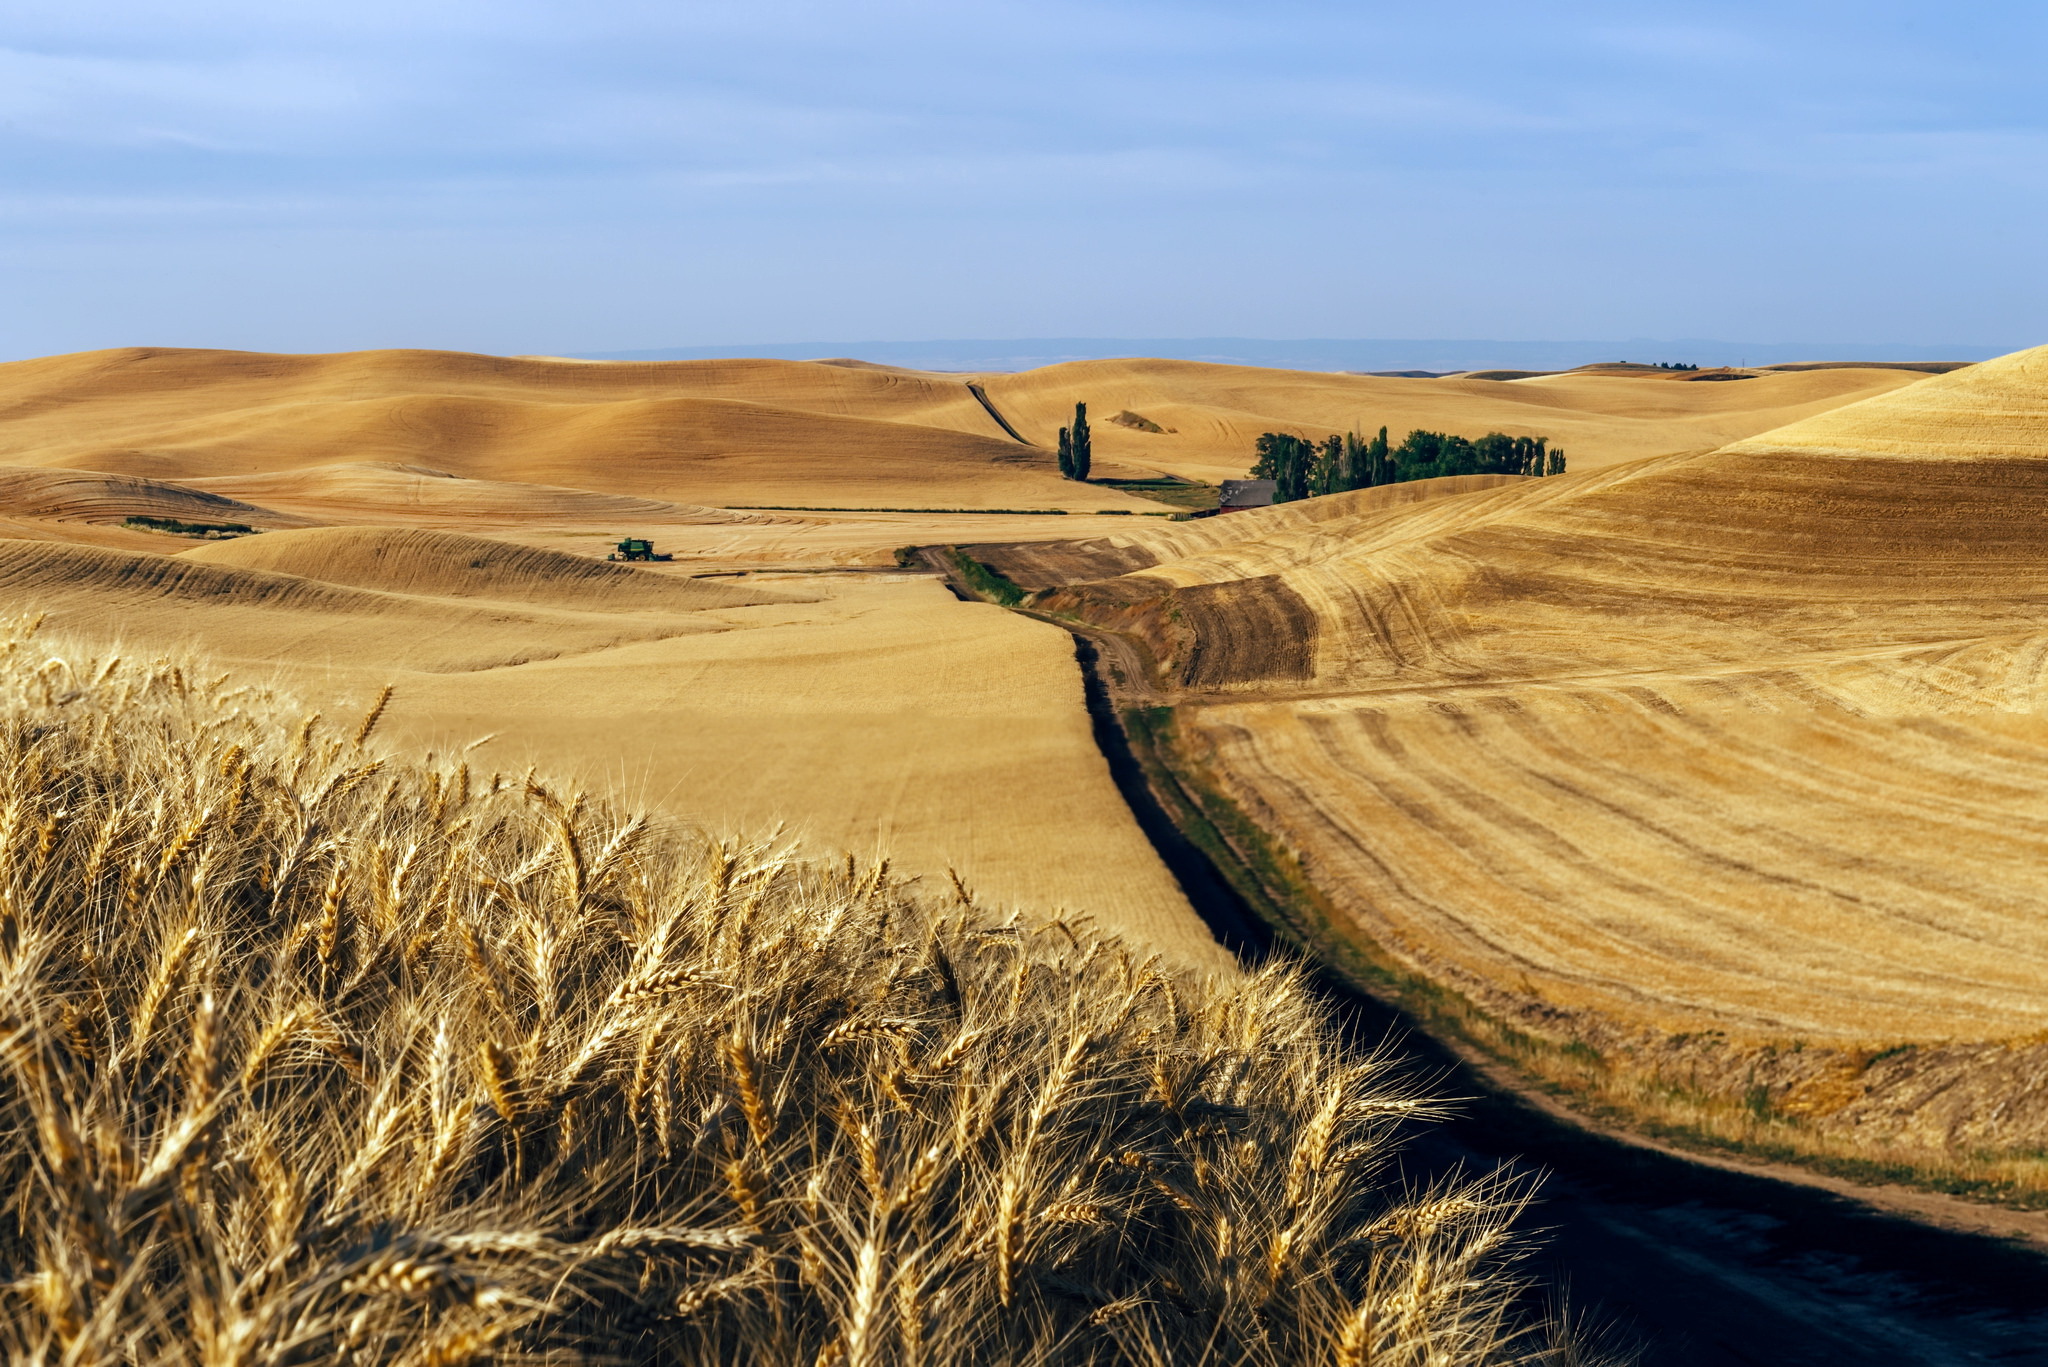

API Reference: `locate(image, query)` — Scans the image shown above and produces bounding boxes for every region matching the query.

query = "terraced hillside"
[990,345,2048,1197]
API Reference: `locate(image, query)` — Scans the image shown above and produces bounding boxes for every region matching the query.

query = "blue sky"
[3,1,2044,358]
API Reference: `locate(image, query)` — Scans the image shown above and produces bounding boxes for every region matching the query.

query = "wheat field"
[0,616,1586,1365]
[0,339,2004,1214]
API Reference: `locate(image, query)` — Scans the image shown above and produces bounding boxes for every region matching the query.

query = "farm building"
[1217,479,1276,513]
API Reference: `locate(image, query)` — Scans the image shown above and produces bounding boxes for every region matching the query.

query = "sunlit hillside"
[994,344,2048,1196]
[0,348,1932,528]
[0,348,1150,512]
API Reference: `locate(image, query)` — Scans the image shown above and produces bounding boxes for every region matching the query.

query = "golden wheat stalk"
[0,621,1575,1367]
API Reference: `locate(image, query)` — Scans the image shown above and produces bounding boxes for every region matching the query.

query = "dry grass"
[0,616,1578,1365]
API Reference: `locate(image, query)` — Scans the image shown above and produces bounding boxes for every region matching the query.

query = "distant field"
[0,346,1929,521]
[979,356,1931,484]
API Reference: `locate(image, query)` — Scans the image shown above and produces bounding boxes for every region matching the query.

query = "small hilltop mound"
[184,526,795,611]
[0,465,306,528]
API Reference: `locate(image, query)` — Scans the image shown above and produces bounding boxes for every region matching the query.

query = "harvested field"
[0,464,305,527]
[1028,344,2048,1195]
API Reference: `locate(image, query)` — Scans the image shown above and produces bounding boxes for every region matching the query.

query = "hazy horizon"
[565,336,2009,374]
[3,335,2011,373]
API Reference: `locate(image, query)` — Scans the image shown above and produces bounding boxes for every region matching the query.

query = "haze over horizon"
[4,2,2044,361]
[569,337,2008,374]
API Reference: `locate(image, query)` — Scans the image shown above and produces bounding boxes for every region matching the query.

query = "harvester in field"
[607,537,673,562]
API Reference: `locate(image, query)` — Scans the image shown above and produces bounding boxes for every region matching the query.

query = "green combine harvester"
[607,537,673,562]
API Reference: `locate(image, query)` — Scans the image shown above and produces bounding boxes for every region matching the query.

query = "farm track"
[965,380,1033,445]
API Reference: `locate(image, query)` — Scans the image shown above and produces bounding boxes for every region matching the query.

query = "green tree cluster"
[1058,401,1093,481]
[1251,427,1565,503]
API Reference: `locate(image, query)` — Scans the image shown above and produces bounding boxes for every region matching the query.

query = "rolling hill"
[0,348,1156,511]
[987,343,2048,1193]
[182,525,777,611]
[0,348,1935,523]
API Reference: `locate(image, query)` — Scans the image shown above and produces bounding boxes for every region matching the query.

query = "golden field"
[0,347,1240,953]
[0,344,1926,960]
[0,341,2002,1204]
[994,346,2048,1195]
[0,344,1703,1361]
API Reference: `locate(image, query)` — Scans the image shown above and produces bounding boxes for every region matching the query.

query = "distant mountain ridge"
[569,337,2009,374]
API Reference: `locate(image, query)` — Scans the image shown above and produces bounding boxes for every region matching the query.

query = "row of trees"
[1251,428,1565,503]
[1057,402,1093,480]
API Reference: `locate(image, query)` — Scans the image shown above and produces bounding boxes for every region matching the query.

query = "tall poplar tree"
[1315,434,1344,497]
[1340,431,1366,491]
[1070,403,1092,481]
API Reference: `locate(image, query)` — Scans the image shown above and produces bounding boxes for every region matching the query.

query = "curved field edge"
[1114,702,2048,1212]
[0,615,1594,1366]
